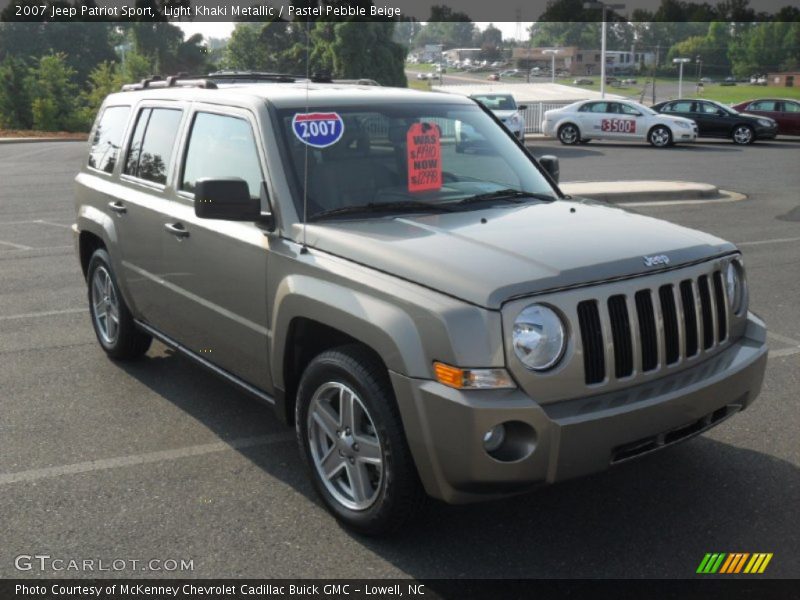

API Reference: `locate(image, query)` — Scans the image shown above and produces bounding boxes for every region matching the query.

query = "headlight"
[512,304,566,370]
[511,113,520,124]
[757,118,773,127]
[675,121,692,129]
[725,259,745,314]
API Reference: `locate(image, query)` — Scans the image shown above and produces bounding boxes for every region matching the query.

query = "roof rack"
[205,71,349,84]
[120,71,382,92]
[121,75,217,91]
[205,71,299,83]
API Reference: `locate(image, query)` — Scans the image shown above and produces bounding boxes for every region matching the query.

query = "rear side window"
[783,102,800,113]
[123,107,183,185]
[88,106,130,174]
[749,100,778,111]
[180,112,263,199]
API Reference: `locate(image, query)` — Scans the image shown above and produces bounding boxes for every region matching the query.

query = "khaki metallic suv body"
[74,79,768,535]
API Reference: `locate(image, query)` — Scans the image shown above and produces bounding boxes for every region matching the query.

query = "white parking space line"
[737,236,800,247]
[0,432,295,486]
[0,244,72,254]
[768,330,800,347]
[0,239,32,250]
[0,308,86,321]
[36,219,72,229]
[770,347,800,358]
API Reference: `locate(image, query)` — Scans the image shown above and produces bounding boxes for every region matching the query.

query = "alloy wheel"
[733,126,753,144]
[307,382,384,511]
[91,266,120,345]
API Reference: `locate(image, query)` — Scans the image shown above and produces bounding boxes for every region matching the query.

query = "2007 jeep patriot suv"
[74,75,768,535]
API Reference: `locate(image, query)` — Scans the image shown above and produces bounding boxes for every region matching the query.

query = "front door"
[159,108,272,390]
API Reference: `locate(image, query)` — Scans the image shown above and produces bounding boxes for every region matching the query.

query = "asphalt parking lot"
[1,138,798,579]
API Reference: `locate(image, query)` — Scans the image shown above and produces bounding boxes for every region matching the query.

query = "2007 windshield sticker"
[292,112,344,148]
[407,122,442,193]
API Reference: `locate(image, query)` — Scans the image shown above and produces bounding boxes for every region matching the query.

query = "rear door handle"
[164,222,190,239]
[108,201,127,215]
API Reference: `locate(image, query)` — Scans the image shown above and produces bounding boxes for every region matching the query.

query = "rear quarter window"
[88,106,130,174]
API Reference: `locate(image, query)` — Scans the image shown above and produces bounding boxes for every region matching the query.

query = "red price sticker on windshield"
[407,122,442,193]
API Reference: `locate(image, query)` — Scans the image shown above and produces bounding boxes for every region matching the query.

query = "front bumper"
[391,312,767,503]
[755,124,778,140]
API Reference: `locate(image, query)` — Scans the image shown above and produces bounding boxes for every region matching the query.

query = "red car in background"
[732,99,800,135]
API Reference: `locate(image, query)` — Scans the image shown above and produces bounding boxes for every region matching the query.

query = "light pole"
[543,49,560,84]
[673,57,691,98]
[584,1,626,98]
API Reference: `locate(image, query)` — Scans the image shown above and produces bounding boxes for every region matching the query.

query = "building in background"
[767,72,798,87]
[513,46,655,75]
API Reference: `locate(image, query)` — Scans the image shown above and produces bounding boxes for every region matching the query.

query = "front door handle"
[164,222,190,239]
[108,201,127,215]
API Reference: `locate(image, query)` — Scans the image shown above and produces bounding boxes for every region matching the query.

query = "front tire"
[648,125,673,148]
[558,123,580,145]
[87,248,152,360]
[296,345,425,536]
[732,124,754,145]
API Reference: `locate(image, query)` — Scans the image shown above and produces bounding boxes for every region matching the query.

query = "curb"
[0,137,87,144]
[560,180,724,203]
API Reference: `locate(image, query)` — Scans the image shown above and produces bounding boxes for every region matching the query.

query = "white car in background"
[542,99,698,147]
[467,92,527,140]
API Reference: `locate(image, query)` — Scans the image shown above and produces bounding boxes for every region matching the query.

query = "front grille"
[579,268,730,385]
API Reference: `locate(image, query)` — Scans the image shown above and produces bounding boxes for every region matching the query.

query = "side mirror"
[517,104,528,111]
[539,155,560,184]
[717,109,727,117]
[194,178,267,223]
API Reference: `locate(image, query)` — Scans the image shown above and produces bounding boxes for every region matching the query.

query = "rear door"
[116,104,186,330]
[576,101,611,139]
[778,101,800,134]
[159,106,272,390]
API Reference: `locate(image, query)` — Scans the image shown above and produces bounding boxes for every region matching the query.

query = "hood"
[740,112,775,123]
[296,199,736,309]
[659,114,695,125]
[492,109,519,120]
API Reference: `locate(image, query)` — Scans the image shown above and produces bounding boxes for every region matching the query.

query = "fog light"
[482,424,506,453]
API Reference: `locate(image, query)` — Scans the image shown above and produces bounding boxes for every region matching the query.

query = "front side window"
[619,103,641,115]
[275,103,557,220]
[88,106,130,174]
[123,107,183,185]
[181,112,263,199]
[699,102,720,114]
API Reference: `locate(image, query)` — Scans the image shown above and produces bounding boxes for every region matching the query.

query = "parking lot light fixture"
[673,57,691,98]
[543,49,561,84]
[584,1,626,98]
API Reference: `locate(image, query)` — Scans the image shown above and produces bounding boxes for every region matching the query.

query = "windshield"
[711,101,738,115]
[274,103,557,220]
[628,102,656,116]
[471,94,517,111]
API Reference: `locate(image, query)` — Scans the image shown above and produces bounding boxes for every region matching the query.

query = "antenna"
[300,18,311,255]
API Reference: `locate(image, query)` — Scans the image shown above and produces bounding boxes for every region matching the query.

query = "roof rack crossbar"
[121,76,218,92]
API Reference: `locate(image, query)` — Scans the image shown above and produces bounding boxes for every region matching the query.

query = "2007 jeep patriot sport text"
[74,75,768,535]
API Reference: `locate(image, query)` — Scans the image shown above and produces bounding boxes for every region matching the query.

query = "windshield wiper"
[310,200,455,221]
[454,189,556,206]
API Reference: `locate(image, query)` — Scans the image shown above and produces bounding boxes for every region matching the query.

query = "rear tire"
[558,123,580,145]
[296,345,425,536]
[87,248,152,360]
[579,138,592,144]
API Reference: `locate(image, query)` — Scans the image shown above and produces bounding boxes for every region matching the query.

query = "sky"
[177,21,535,42]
